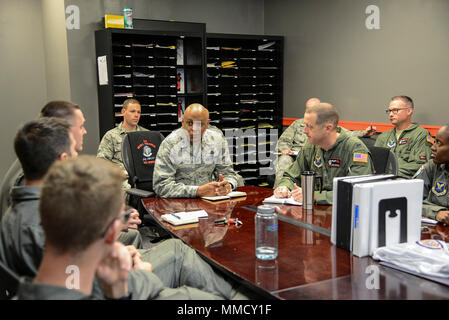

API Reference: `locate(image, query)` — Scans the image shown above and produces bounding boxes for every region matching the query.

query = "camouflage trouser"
[139,239,248,299]
[274,154,296,188]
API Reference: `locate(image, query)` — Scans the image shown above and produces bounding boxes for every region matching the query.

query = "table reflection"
[153,198,239,248]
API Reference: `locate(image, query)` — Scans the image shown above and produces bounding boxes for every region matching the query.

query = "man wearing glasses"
[374,96,433,178]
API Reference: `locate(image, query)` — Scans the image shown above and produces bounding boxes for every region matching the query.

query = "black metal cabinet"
[95,22,284,187]
[206,33,284,187]
[95,20,206,138]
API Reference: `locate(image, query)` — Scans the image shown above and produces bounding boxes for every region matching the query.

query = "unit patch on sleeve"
[432,181,447,196]
[353,152,368,163]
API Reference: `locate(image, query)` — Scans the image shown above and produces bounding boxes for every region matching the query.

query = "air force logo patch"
[432,181,447,196]
[314,155,323,168]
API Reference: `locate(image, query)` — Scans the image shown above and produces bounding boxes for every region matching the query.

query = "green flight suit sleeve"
[277,147,309,190]
[414,162,446,219]
[397,132,432,178]
[348,148,375,177]
[421,200,445,220]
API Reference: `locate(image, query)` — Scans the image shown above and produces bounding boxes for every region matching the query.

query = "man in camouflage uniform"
[374,96,433,178]
[274,103,374,205]
[97,98,148,171]
[414,124,449,224]
[153,103,243,198]
[274,97,376,187]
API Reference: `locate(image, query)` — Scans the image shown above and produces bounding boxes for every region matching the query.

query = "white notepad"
[161,210,208,226]
[201,191,247,201]
[263,195,302,206]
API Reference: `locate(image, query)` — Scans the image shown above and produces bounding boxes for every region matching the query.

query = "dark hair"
[123,98,140,110]
[391,96,414,108]
[40,100,80,125]
[14,118,72,181]
[40,156,125,254]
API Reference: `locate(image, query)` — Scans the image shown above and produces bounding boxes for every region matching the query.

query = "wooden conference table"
[141,186,449,300]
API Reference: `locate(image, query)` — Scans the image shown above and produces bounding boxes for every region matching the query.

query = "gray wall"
[3,0,449,179]
[0,0,264,180]
[0,0,69,177]
[265,0,449,125]
[64,0,265,159]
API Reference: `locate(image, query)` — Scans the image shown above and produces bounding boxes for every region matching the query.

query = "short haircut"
[40,155,125,254]
[40,100,80,125]
[440,124,449,137]
[123,98,140,110]
[391,96,414,108]
[305,103,339,129]
[14,118,72,181]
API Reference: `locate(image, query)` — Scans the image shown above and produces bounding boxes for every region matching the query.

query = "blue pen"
[170,212,181,219]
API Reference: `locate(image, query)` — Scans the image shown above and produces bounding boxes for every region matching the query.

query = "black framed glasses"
[385,107,410,114]
[100,208,133,238]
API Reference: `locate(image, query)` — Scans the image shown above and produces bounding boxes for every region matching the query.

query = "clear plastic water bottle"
[255,205,278,260]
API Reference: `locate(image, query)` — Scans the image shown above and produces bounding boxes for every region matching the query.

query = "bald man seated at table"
[153,103,243,198]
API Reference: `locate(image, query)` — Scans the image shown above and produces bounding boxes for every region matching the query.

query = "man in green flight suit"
[374,96,433,178]
[274,97,376,187]
[413,124,449,225]
[274,103,374,205]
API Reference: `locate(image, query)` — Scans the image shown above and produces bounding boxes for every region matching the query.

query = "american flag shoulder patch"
[353,152,368,163]
[426,135,434,144]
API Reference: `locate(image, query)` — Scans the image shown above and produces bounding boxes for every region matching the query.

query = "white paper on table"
[263,195,302,206]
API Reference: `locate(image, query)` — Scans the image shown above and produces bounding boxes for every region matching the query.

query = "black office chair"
[122,130,165,200]
[0,260,20,300]
[121,130,171,243]
[366,145,398,175]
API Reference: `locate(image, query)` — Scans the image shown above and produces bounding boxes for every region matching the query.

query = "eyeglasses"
[385,107,410,115]
[100,208,132,238]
